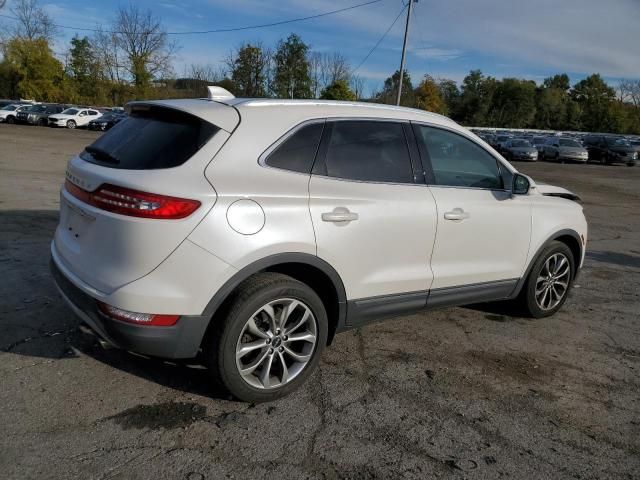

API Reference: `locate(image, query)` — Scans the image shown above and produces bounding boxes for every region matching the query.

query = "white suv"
[48,107,102,128]
[51,88,587,402]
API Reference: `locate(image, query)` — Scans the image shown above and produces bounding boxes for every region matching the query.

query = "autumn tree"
[414,75,447,114]
[3,37,66,101]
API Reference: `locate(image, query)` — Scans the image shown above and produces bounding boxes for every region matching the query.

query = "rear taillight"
[97,302,179,326]
[65,180,200,219]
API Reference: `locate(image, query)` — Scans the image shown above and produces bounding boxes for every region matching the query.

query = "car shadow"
[0,209,229,399]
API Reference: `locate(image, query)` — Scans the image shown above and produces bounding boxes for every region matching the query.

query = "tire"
[517,241,576,318]
[600,152,608,165]
[38,118,47,127]
[204,272,328,402]
[66,120,76,129]
[6,116,15,124]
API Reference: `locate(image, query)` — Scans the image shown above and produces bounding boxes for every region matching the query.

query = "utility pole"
[396,0,415,106]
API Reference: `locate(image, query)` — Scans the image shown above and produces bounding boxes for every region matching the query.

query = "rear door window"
[318,120,414,184]
[80,106,219,170]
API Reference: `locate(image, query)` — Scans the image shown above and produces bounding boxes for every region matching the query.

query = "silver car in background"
[542,137,589,163]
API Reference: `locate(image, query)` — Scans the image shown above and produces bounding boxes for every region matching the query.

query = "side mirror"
[512,173,530,195]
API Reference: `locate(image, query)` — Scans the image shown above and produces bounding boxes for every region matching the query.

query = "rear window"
[80,106,218,170]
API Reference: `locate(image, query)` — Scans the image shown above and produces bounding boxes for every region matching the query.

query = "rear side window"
[414,125,503,190]
[265,122,324,173]
[80,106,218,170]
[320,121,413,184]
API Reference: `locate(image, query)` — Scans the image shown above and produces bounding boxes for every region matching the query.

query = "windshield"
[80,106,218,170]
[511,140,531,147]
[609,138,630,147]
[30,105,47,113]
[497,136,509,141]
[559,139,581,147]
[62,108,79,115]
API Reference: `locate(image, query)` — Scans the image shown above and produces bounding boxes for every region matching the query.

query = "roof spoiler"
[207,86,235,101]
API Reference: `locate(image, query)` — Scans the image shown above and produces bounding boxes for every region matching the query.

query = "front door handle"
[444,208,470,221]
[322,207,359,223]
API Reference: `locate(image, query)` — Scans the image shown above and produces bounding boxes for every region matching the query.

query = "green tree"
[414,75,447,114]
[320,79,356,101]
[543,73,571,91]
[67,35,104,103]
[228,43,269,97]
[457,70,497,126]
[571,74,617,132]
[438,79,460,118]
[376,70,414,107]
[488,78,537,128]
[271,34,312,99]
[4,37,66,101]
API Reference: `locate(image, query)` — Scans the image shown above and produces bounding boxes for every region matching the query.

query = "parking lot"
[1,123,639,479]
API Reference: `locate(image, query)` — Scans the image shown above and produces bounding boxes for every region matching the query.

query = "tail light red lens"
[97,302,179,327]
[65,180,200,219]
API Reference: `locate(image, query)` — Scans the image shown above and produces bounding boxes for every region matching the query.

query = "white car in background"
[48,108,102,129]
[51,88,588,402]
[0,104,33,124]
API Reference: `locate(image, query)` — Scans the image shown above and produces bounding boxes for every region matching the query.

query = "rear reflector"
[97,302,180,326]
[65,180,200,219]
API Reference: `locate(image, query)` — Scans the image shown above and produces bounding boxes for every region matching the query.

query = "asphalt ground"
[1,123,639,479]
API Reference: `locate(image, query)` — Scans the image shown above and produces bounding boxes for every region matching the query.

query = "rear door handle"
[322,208,359,223]
[444,208,469,221]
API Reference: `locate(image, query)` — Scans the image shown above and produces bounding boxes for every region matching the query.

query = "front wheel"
[517,241,575,318]
[205,273,328,402]
[6,116,15,124]
[66,120,76,129]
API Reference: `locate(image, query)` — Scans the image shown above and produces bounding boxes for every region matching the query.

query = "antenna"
[207,86,235,101]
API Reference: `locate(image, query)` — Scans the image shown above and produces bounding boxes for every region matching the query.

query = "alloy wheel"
[235,298,317,390]
[535,253,571,310]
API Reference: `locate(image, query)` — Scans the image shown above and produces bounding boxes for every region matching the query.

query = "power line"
[352,3,407,74]
[0,0,385,36]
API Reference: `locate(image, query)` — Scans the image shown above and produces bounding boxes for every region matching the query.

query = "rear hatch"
[53,100,239,293]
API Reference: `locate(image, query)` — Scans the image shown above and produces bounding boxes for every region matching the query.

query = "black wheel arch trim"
[510,228,583,299]
[200,252,347,339]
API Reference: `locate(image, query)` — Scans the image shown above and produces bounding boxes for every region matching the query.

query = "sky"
[2,0,640,95]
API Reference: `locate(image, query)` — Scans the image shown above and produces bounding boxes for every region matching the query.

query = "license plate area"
[63,198,95,241]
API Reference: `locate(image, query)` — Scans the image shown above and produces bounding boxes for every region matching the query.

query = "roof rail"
[207,86,235,101]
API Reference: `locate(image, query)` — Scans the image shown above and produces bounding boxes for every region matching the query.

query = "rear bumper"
[50,257,209,359]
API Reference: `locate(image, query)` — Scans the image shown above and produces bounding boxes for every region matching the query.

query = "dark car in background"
[501,138,539,161]
[87,112,127,131]
[16,104,66,126]
[584,135,638,166]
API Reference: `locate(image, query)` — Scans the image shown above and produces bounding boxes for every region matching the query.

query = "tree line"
[1,0,639,134]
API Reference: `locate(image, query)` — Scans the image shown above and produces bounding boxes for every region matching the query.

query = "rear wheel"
[205,273,328,402]
[517,241,575,318]
[601,152,608,164]
[37,118,47,127]
[66,120,76,129]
